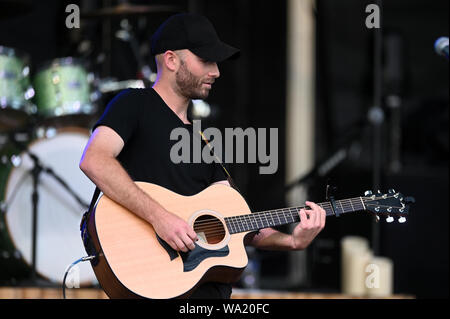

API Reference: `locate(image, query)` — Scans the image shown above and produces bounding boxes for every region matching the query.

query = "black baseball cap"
[151,13,240,62]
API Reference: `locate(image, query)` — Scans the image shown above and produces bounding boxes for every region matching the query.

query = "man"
[79,13,325,299]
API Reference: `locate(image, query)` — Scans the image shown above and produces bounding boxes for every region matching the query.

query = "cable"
[62,255,96,299]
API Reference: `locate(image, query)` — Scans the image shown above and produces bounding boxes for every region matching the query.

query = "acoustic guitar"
[84,182,413,299]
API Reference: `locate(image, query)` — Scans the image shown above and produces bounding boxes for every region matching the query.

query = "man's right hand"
[80,126,198,253]
[151,209,198,253]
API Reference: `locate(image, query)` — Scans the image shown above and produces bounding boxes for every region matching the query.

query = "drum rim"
[34,57,90,74]
[0,45,30,64]
[1,127,93,285]
[35,102,98,118]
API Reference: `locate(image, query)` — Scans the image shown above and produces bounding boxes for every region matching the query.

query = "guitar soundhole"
[193,215,226,245]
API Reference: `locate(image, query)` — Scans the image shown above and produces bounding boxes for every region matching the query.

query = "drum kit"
[0,1,179,287]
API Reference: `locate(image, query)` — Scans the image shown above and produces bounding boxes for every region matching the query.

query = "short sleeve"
[92,89,141,143]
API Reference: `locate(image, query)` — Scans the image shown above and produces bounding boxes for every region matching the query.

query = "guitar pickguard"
[156,234,229,272]
[156,234,178,260]
[180,245,229,272]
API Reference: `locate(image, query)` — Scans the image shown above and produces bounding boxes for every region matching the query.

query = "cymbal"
[83,3,181,19]
[0,0,33,19]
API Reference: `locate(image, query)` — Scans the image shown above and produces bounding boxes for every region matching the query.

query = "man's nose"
[209,63,220,78]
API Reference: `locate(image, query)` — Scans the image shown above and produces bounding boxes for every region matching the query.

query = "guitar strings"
[192,200,362,227]
[195,196,377,228]
[195,205,345,236]
[194,221,226,239]
[193,204,337,228]
[191,196,397,237]
[194,223,225,231]
[192,196,367,224]
[191,197,369,233]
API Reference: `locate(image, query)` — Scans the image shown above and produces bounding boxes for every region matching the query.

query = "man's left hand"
[291,201,326,250]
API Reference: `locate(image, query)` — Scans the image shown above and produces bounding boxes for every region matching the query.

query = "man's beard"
[175,60,210,100]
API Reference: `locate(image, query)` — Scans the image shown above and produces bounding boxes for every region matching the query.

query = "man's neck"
[152,82,191,124]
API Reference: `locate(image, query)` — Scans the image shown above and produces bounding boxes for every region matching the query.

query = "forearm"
[245,228,298,251]
[80,153,165,224]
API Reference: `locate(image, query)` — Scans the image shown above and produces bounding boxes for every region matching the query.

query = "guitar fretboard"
[224,197,365,234]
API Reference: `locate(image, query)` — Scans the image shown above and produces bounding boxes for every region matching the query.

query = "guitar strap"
[198,130,241,194]
[198,130,256,231]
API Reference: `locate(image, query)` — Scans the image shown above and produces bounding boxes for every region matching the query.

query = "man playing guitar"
[79,13,325,299]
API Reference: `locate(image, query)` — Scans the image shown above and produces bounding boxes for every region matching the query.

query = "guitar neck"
[224,197,366,234]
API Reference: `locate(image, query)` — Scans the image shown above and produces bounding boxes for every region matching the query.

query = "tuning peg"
[377,190,382,195]
[388,189,395,194]
[374,215,380,223]
[364,190,373,196]
[398,217,407,223]
[386,216,394,223]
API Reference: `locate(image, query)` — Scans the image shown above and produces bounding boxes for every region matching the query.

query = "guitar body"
[87,182,252,299]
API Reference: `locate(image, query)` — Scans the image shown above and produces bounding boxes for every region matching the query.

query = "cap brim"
[190,41,240,62]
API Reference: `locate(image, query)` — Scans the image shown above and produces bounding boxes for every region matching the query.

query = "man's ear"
[163,50,179,72]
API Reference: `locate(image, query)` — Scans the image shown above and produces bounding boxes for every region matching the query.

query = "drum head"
[4,128,97,285]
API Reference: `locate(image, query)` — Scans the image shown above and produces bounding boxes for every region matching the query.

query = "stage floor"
[0,287,414,299]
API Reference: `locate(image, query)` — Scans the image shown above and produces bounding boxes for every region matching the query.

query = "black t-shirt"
[93,88,227,195]
[93,88,231,299]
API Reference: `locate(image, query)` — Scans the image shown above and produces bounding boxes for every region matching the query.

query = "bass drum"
[0,127,97,285]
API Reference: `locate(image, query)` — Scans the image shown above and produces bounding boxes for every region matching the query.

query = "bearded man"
[79,13,325,299]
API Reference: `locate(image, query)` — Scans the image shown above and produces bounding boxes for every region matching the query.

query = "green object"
[0,46,31,111]
[33,58,94,116]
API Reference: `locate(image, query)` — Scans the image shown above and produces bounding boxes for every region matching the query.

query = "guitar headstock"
[362,189,415,223]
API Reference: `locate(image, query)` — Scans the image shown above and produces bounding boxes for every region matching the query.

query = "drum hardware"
[98,78,145,94]
[34,126,56,140]
[114,18,156,86]
[3,134,91,285]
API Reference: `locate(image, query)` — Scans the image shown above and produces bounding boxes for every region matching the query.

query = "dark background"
[0,0,448,298]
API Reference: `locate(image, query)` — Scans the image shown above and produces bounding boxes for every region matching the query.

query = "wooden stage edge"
[0,287,414,299]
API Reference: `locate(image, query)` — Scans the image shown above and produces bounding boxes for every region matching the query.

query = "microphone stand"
[28,152,41,284]
[9,134,88,286]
